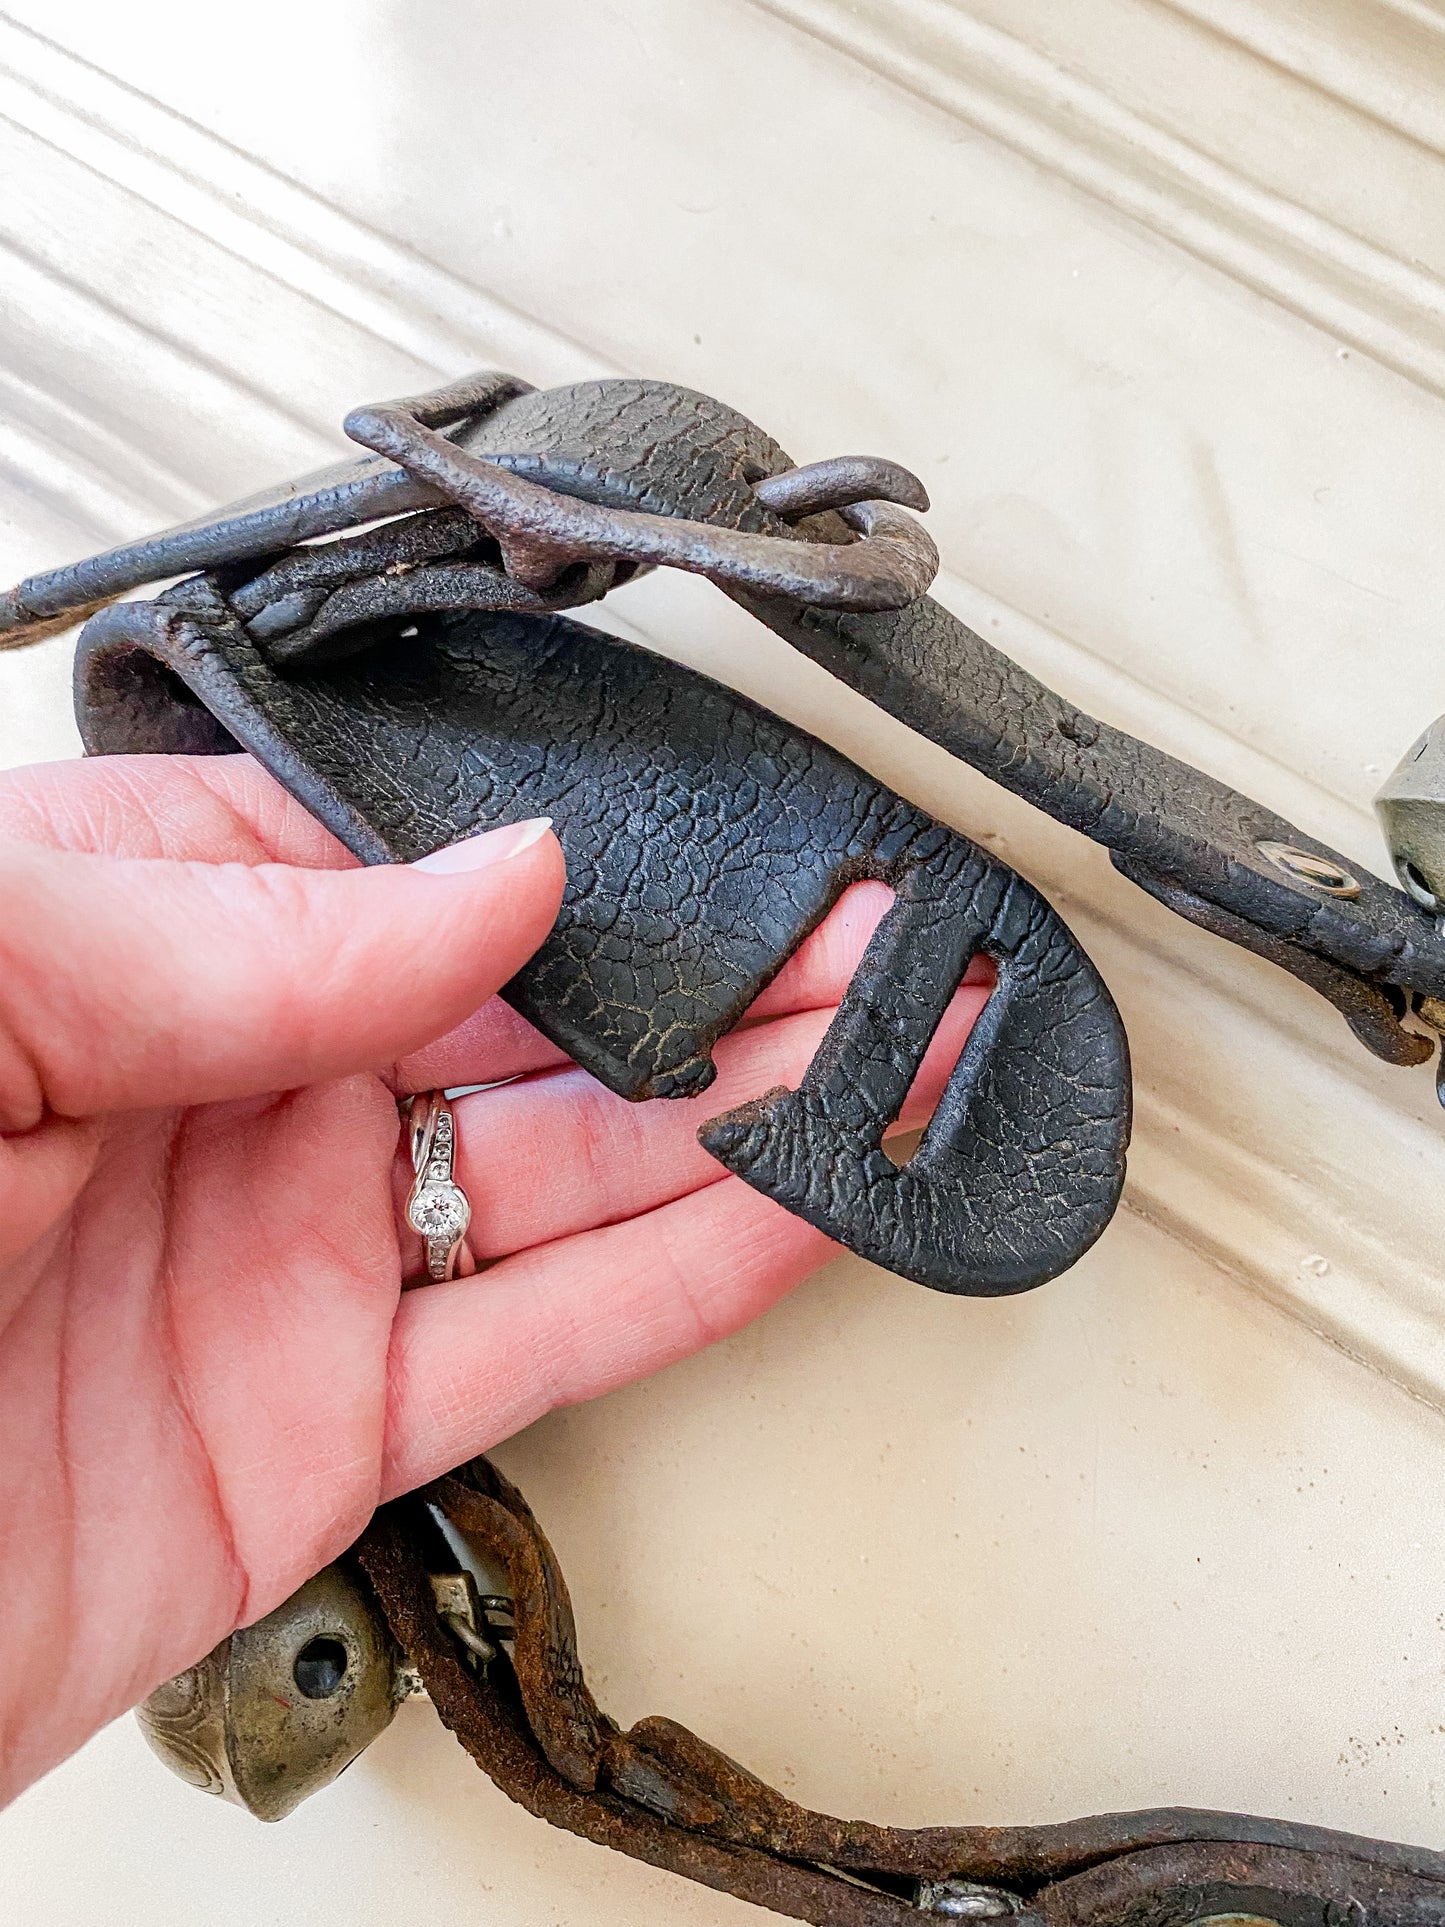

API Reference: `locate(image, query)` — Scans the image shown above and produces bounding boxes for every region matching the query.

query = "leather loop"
[702,856,1129,1295]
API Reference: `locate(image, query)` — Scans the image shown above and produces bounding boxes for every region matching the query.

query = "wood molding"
[1153,0,1445,157]
[750,0,1445,402]
[0,12,614,394]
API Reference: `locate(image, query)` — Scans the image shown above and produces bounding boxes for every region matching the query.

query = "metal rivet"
[393,1663,429,1702]
[1191,1916,1283,1927]
[917,1880,1023,1918]
[1255,839,1361,899]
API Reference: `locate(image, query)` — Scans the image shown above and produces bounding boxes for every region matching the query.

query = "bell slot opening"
[732,878,998,1164]
[293,1636,350,1699]
[881,950,997,1170]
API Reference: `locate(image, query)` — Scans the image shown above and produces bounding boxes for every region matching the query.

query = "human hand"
[0,752,988,1804]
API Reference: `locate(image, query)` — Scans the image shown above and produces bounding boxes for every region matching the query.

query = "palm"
[0,753,986,1804]
[18,1070,398,1709]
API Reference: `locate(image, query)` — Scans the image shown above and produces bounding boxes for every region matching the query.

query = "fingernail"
[412,818,554,874]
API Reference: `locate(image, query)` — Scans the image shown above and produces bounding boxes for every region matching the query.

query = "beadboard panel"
[755,0,1445,399]
[1158,0,1445,158]
[3,6,1442,824]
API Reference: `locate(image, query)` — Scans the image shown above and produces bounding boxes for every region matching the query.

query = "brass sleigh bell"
[1375,715,1445,914]
[135,1559,410,1821]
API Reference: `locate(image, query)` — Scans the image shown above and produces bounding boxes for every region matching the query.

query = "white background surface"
[2,4,1445,1922]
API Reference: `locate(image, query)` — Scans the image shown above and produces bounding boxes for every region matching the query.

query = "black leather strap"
[25,370,1442,1919]
[25,369,1442,1068]
[74,578,1129,1294]
[31,362,1445,1289]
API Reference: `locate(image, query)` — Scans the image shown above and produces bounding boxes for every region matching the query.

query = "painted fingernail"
[412,818,554,874]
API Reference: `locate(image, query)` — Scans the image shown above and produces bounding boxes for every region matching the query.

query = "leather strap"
[359,1461,1445,1927]
[62,366,1445,1280]
[17,370,1443,1912]
[74,578,1129,1293]
[25,370,1445,1069]
[417,378,1445,1066]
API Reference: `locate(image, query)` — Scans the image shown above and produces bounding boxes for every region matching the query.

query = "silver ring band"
[404,1092,473,1282]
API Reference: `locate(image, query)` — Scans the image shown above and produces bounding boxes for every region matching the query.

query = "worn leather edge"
[354,1461,1445,1927]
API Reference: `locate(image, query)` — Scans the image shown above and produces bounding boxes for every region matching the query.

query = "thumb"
[0,818,564,1128]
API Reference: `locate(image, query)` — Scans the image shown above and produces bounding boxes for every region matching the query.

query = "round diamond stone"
[409,1183,470,1241]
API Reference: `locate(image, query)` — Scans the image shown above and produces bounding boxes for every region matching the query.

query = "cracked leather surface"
[65,367,1445,1288]
[11,369,1442,1059]
[75,578,1130,1295]
[438,379,1445,1056]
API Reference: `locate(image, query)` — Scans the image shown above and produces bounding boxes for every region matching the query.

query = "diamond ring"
[404,1092,473,1282]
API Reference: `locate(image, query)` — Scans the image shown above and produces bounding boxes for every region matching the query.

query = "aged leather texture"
[355,1458,1445,1927]
[64,366,1445,1290]
[50,370,1445,1924]
[418,377,1445,1064]
[39,372,1445,1918]
[74,579,1131,1295]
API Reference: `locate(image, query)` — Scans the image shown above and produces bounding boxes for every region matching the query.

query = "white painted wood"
[2,3,1445,1919]
[754,0,1445,398]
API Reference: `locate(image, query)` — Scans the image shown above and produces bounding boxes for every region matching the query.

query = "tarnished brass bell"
[1375,715,1445,913]
[135,1559,408,1821]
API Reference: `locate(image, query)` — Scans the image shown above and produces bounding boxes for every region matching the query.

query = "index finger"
[0,750,991,1094]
